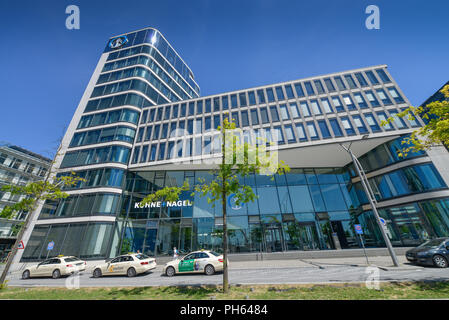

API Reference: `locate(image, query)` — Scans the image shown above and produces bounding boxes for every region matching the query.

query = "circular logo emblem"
[108,35,128,49]
[228,194,242,210]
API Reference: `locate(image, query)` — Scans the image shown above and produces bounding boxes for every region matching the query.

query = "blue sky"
[0,0,448,158]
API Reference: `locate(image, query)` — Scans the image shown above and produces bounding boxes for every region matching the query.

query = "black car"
[406,237,449,268]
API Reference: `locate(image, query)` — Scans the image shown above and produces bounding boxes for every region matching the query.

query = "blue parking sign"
[47,241,55,251]
[354,224,363,235]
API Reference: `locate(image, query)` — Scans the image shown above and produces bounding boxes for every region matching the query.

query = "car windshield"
[209,251,221,257]
[418,239,443,248]
[135,254,150,260]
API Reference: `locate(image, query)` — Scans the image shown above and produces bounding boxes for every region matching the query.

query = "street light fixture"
[340,137,400,267]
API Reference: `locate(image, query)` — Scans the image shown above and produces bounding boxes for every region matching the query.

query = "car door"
[42,259,60,277]
[178,253,197,273]
[34,260,50,276]
[106,256,122,275]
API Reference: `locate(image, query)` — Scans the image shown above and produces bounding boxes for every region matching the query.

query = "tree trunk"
[222,187,228,293]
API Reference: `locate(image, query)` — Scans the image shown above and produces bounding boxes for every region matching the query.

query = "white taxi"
[163,250,225,277]
[22,256,86,279]
[92,253,156,278]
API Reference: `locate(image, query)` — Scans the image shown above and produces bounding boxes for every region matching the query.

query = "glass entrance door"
[264,226,285,252]
[297,223,320,250]
[179,227,192,254]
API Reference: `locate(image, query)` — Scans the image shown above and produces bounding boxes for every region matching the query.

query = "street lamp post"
[340,140,399,267]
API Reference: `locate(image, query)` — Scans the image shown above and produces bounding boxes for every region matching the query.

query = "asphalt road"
[5,263,449,288]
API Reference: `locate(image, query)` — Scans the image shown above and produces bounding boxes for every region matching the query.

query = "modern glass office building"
[17,27,449,261]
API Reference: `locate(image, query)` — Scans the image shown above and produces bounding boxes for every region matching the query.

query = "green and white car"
[163,250,225,277]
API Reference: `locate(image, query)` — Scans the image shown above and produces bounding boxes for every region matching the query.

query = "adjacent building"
[16,27,449,262]
[0,144,51,260]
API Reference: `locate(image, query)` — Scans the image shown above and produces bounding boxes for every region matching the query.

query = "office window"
[331,96,344,112]
[203,99,210,113]
[241,110,249,127]
[300,101,311,117]
[376,112,393,130]
[342,94,356,110]
[213,97,220,111]
[248,91,256,105]
[304,82,315,95]
[221,96,229,110]
[295,123,307,141]
[205,117,211,131]
[284,125,295,142]
[144,126,153,141]
[344,75,358,89]
[140,110,148,124]
[275,86,285,100]
[289,103,300,118]
[285,85,295,99]
[334,76,346,90]
[149,145,157,161]
[355,72,368,87]
[375,69,391,83]
[329,118,343,137]
[364,113,381,132]
[266,88,275,102]
[279,104,290,120]
[178,121,185,136]
[310,100,322,115]
[364,90,380,107]
[172,105,179,118]
[196,100,203,114]
[294,83,305,97]
[353,93,368,108]
[389,111,407,129]
[158,142,166,160]
[352,115,368,133]
[214,115,221,129]
[194,137,202,156]
[318,120,331,138]
[387,87,405,103]
[306,122,318,139]
[401,108,420,127]
[257,89,266,103]
[250,109,259,125]
[239,92,247,107]
[167,141,175,159]
[260,107,269,124]
[161,123,169,139]
[140,145,149,163]
[194,118,202,134]
[314,80,325,94]
[321,98,333,113]
[188,102,195,116]
[132,147,140,164]
[376,89,392,105]
[187,119,194,135]
[341,117,355,135]
[273,126,284,144]
[164,106,171,120]
[156,107,162,121]
[365,70,380,85]
[324,78,335,92]
[231,94,238,108]
[270,106,280,122]
[180,103,186,117]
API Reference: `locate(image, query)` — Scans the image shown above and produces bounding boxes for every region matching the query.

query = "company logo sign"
[108,35,128,49]
[228,193,243,210]
[134,200,193,209]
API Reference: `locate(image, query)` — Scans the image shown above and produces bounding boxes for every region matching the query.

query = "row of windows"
[134,110,414,148]
[70,125,136,148]
[98,64,190,101]
[85,93,151,113]
[352,163,447,205]
[353,135,426,174]
[0,153,47,177]
[77,108,139,129]
[104,48,198,98]
[139,87,405,130]
[91,77,174,105]
[106,29,199,93]
[58,168,125,190]
[60,145,130,168]
[40,193,121,219]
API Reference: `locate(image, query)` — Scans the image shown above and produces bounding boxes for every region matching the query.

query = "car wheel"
[93,268,102,278]
[127,267,137,277]
[22,270,30,280]
[52,269,61,279]
[205,264,215,276]
[432,255,448,268]
[166,266,175,277]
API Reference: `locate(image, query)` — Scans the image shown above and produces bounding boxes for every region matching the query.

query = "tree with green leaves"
[0,153,85,285]
[140,116,290,292]
[382,84,449,157]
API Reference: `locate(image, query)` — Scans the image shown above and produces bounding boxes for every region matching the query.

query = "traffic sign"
[379,218,386,225]
[47,241,55,251]
[354,224,363,235]
[17,240,24,250]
